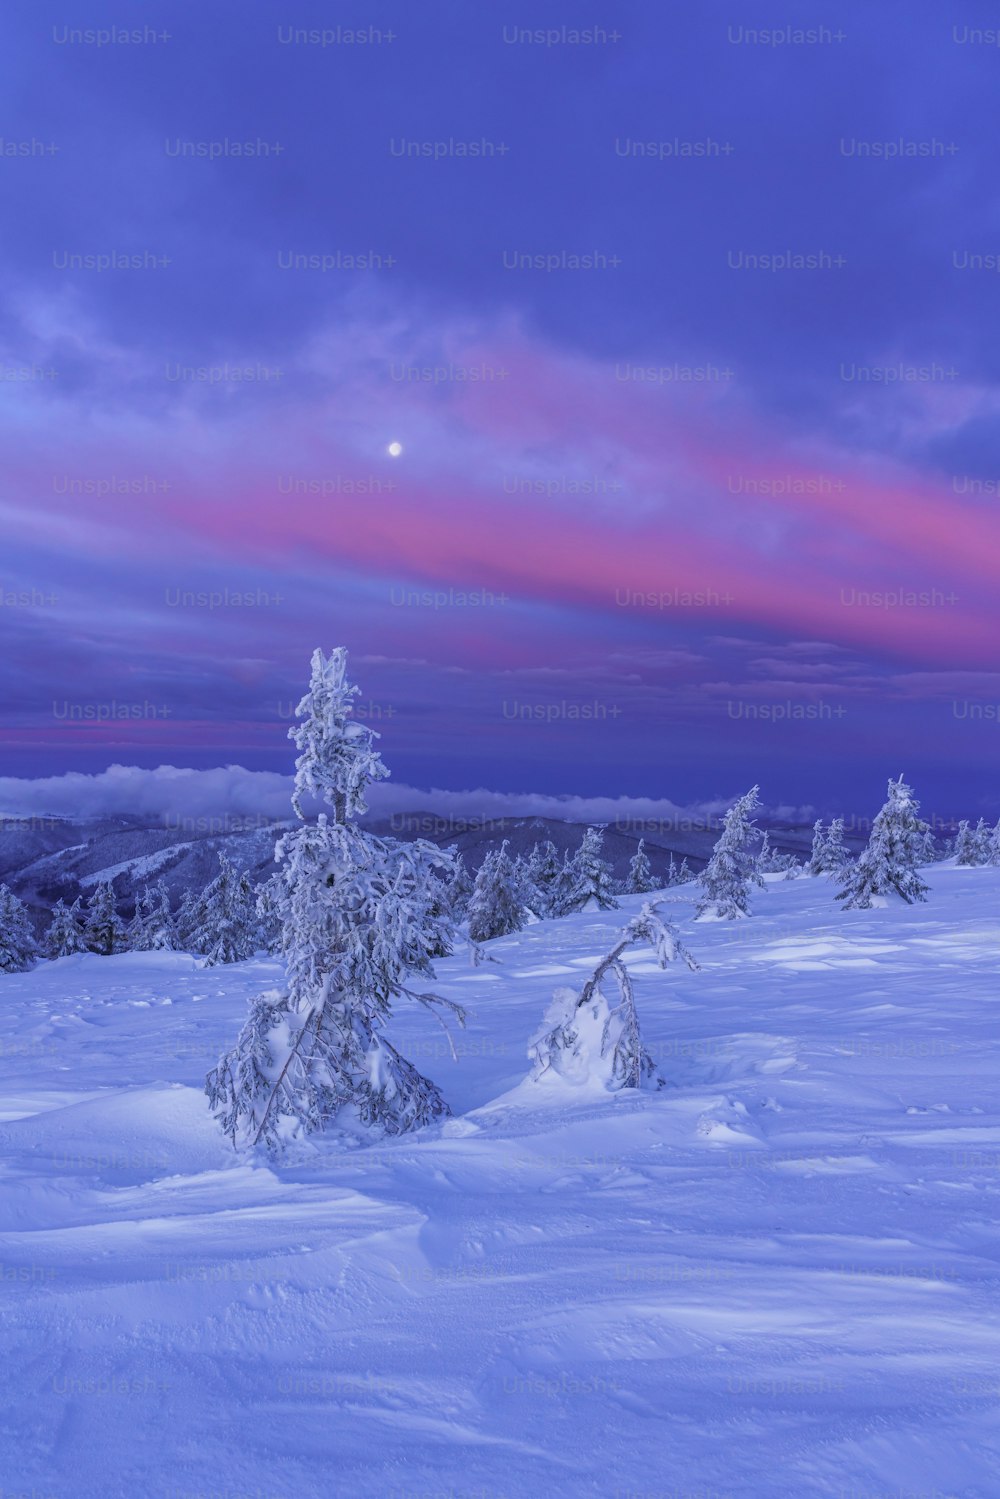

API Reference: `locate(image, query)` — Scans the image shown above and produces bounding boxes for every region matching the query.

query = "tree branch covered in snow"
[529,900,699,1092]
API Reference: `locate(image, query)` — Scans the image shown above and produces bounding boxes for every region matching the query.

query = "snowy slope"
[1,809,827,927]
[0,867,998,1498]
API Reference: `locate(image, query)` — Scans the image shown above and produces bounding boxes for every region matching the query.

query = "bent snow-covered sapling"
[529,900,699,1092]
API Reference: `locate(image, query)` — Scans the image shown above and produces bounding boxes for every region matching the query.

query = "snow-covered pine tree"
[526,840,563,915]
[918,827,940,865]
[529,900,699,1091]
[806,816,850,878]
[973,817,992,865]
[467,840,526,942]
[0,885,39,972]
[675,856,693,884]
[695,786,764,921]
[626,839,657,894]
[523,841,542,885]
[665,853,678,887]
[127,888,151,950]
[152,880,179,948]
[84,882,127,955]
[989,819,1000,868]
[44,897,88,959]
[187,853,258,965]
[952,820,981,866]
[174,888,198,951]
[756,830,792,875]
[837,774,930,909]
[418,854,458,958]
[128,879,177,952]
[553,848,575,911]
[445,849,474,922]
[254,872,281,953]
[512,851,542,917]
[805,819,826,876]
[206,647,464,1152]
[559,826,619,914]
[822,817,849,876]
[520,844,544,914]
[757,829,773,874]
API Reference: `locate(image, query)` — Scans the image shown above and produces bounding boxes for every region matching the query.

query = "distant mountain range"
[0,807,839,926]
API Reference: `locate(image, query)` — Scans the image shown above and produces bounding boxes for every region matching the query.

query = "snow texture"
[1,865,999,1495]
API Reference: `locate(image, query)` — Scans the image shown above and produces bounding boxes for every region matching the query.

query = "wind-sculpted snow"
[0,866,998,1496]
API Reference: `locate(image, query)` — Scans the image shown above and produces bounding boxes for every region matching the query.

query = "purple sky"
[3,1,1000,817]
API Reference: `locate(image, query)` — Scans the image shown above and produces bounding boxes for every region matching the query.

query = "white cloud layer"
[0,763,814,827]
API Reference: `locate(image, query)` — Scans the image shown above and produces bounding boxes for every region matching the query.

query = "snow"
[1,867,1000,1496]
[76,843,190,888]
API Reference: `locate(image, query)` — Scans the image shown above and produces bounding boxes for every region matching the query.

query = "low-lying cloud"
[0,763,813,828]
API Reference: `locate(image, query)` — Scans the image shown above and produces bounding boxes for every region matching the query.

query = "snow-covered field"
[1,866,998,1498]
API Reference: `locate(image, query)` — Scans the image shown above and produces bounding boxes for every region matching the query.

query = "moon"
[387,441,403,458]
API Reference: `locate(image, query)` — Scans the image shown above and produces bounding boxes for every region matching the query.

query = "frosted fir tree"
[517,845,543,916]
[756,830,772,873]
[187,853,259,966]
[953,820,979,866]
[973,817,992,865]
[254,871,283,953]
[695,786,764,921]
[128,880,177,951]
[467,841,527,942]
[837,774,930,910]
[529,901,699,1092]
[44,897,88,958]
[665,853,678,887]
[807,817,849,878]
[445,849,474,922]
[756,830,791,875]
[0,885,39,972]
[525,840,563,915]
[84,882,127,955]
[206,647,463,1153]
[174,889,195,948]
[127,891,149,950]
[420,857,458,958]
[551,848,575,911]
[674,857,694,885]
[989,819,1000,868]
[918,827,940,865]
[559,826,619,914]
[822,817,850,875]
[146,879,179,949]
[626,839,657,894]
[805,819,827,876]
[511,851,541,917]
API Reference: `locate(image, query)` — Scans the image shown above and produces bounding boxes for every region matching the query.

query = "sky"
[2,0,1000,820]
